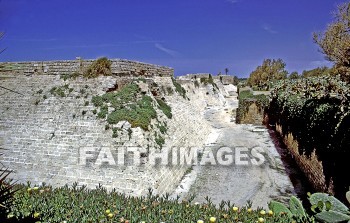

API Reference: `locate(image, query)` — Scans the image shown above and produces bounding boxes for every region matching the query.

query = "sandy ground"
[171,92,296,208]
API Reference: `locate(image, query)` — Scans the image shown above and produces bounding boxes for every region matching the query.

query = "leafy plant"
[8,184,305,223]
[308,192,350,223]
[0,148,17,218]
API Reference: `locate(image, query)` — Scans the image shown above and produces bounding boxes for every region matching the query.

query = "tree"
[247,58,288,90]
[313,2,350,81]
[289,71,300,79]
[225,68,229,75]
[301,66,330,78]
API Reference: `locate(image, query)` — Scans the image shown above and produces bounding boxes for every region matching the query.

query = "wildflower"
[27,188,32,192]
[209,217,216,222]
[140,221,146,223]
[268,210,273,216]
[7,214,14,219]
[247,208,252,213]
[108,213,114,218]
[233,206,239,212]
[33,186,39,191]
[197,220,204,223]
[260,210,266,215]
[33,212,40,218]
[258,217,265,223]
[105,209,111,214]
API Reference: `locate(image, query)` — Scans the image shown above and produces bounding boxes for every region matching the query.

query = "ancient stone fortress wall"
[0,59,217,196]
[0,58,173,77]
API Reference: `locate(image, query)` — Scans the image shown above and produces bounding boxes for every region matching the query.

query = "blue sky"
[0,0,342,77]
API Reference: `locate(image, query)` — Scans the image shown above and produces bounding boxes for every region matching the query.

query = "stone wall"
[0,72,212,196]
[275,124,334,194]
[239,102,264,125]
[0,58,173,77]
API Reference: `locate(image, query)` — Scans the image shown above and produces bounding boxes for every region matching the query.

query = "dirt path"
[172,94,296,208]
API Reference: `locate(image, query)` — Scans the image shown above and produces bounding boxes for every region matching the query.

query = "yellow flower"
[140,221,146,223]
[33,186,39,191]
[209,217,216,222]
[268,210,273,216]
[233,206,239,212]
[197,220,204,223]
[107,213,114,218]
[27,188,32,192]
[105,209,111,214]
[258,217,265,223]
[260,210,266,215]
[247,208,252,213]
[33,212,40,218]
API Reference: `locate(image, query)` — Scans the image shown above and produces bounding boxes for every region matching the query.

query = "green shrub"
[156,99,172,119]
[267,75,350,198]
[83,57,112,78]
[171,78,187,99]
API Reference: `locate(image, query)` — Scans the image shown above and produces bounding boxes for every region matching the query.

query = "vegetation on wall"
[200,74,219,90]
[83,57,112,78]
[171,77,187,99]
[267,75,350,199]
[92,82,172,131]
[236,90,269,124]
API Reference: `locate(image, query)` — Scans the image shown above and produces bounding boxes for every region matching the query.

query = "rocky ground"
[171,84,296,208]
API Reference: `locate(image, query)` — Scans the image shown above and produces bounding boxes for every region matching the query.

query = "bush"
[171,78,187,99]
[267,75,350,199]
[156,99,172,119]
[83,57,112,78]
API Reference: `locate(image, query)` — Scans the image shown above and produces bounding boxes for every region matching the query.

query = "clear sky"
[0,0,343,77]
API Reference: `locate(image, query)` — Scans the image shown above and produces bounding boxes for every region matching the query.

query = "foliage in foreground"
[6,184,315,223]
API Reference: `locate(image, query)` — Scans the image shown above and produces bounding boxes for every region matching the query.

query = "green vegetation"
[83,57,112,78]
[267,75,350,198]
[49,84,72,97]
[5,184,311,223]
[91,83,173,131]
[155,133,165,149]
[60,72,80,80]
[156,99,172,119]
[236,90,269,124]
[0,147,16,218]
[247,58,288,90]
[171,77,187,99]
[158,123,167,134]
[301,67,331,78]
[10,184,350,222]
[200,74,219,90]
